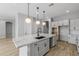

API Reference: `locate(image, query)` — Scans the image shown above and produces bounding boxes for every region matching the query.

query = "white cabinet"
[69,35,77,44]
[60,20,69,26]
[38,39,49,56]
[77,41,79,53]
[52,20,69,27]
[33,42,39,56]
[29,39,49,56]
[19,39,49,56]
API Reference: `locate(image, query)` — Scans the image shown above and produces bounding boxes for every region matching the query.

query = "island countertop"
[13,33,56,48]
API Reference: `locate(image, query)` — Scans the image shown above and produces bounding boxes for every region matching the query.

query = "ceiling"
[0,3,79,19]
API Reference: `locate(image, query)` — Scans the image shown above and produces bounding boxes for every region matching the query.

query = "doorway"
[6,22,13,38]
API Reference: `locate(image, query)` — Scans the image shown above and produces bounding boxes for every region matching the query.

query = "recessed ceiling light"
[66,10,70,13]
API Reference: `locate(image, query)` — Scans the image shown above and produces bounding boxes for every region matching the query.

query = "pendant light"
[36,21,40,25]
[36,7,40,25]
[42,11,46,26]
[42,22,46,25]
[25,3,31,23]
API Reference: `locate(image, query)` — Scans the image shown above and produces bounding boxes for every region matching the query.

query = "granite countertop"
[13,33,56,48]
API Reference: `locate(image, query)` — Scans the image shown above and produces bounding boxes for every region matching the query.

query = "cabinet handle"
[44,43,47,47]
[34,43,37,45]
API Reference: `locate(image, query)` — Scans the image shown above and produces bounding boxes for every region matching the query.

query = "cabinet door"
[60,26,69,42]
[38,40,45,55]
[39,39,49,56]
[30,39,49,56]
[44,39,49,49]
[52,37,57,46]
[33,43,39,56]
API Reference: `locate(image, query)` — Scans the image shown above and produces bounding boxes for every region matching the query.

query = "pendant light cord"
[43,11,45,20]
[36,7,39,20]
[27,3,29,17]
[37,11,39,20]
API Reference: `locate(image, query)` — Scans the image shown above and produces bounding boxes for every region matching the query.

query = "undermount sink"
[35,36,45,39]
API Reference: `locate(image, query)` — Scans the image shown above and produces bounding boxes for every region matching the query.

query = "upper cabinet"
[52,20,69,27]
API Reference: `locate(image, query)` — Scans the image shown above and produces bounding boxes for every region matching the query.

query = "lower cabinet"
[77,45,79,53]
[77,37,79,53]
[29,39,49,56]
[38,39,49,56]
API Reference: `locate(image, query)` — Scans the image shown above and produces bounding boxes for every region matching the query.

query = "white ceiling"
[0,3,79,19]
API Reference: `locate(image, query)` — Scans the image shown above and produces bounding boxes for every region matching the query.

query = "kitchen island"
[13,33,56,56]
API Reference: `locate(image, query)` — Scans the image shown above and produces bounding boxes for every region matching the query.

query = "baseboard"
[59,40,77,46]
[68,40,77,45]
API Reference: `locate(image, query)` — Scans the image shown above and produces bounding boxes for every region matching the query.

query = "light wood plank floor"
[46,40,79,56]
[0,38,19,56]
[0,38,79,56]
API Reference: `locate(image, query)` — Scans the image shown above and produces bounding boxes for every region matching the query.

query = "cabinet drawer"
[39,47,49,56]
[29,39,49,56]
[38,39,49,56]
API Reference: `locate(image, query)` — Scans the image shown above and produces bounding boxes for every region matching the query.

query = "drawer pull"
[44,43,47,47]
[38,47,39,52]
[34,44,37,45]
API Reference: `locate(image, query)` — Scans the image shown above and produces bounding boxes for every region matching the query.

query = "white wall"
[70,19,79,34]
[0,16,15,39]
[0,20,6,39]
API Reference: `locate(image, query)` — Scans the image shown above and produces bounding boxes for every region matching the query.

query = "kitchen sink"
[35,36,45,39]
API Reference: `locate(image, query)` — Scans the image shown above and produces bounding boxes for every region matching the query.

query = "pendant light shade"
[25,17,31,23]
[25,3,31,23]
[42,22,46,26]
[36,20,40,25]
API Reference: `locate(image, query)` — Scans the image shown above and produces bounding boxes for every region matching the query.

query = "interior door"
[6,22,12,38]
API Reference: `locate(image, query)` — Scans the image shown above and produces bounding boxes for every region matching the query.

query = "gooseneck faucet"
[37,28,40,37]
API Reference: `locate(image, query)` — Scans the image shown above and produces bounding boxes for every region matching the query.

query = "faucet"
[37,28,41,37]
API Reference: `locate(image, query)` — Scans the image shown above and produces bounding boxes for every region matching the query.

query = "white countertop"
[13,33,56,48]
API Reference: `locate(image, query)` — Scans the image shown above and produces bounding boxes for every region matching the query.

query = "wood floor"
[0,38,78,56]
[46,40,79,56]
[0,38,19,56]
